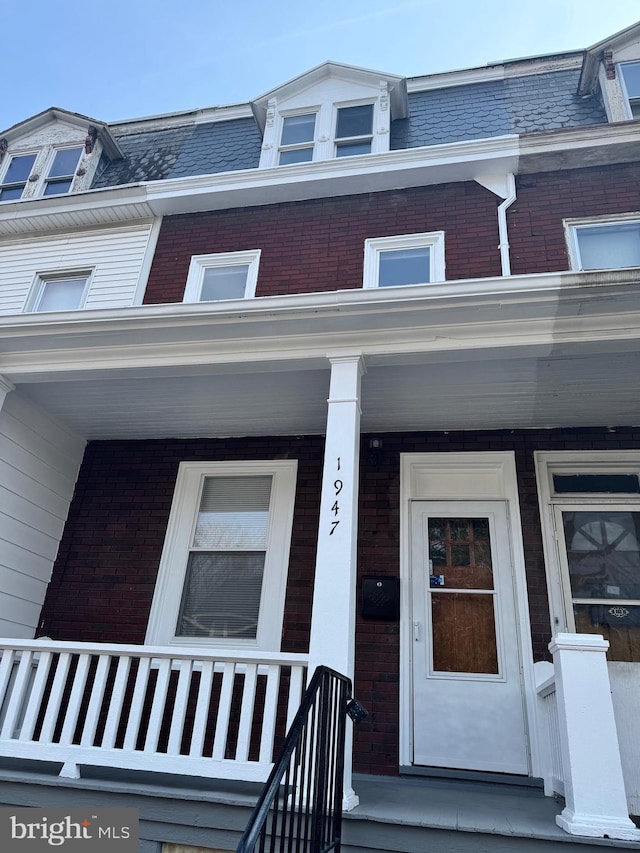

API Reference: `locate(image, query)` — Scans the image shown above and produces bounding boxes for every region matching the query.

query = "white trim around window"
[183,250,261,302]
[619,61,640,120]
[565,215,640,271]
[363,232,445,289]
[25,269,93,313]
[535,451,640,651]
[145,460,298,650]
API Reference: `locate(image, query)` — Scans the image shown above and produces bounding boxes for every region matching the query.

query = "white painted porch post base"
[308,355,364,812]
[550,633,640,841]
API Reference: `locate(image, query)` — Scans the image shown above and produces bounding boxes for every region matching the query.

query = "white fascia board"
[1,269,638,376]
[143,135,520,214]
[519,120,640,159]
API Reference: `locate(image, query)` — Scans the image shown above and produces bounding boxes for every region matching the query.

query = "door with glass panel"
[554,506,640,661]
[410,501,529,773]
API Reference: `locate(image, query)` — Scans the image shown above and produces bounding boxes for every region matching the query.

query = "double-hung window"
[568,219,640,270]
[42,147,83,196]
[620,61,640,119]
[363,232,445,288]
[335,104,373,157]
[146,461,298,649]
[536,452,640,663]
[184,250,261,302]
[0,153,38,201]
[279,114,316,164]
[27,271,91,313]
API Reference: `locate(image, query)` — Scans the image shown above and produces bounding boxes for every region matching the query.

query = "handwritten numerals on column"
[329,460,344,535]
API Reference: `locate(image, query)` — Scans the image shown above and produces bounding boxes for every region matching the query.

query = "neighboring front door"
[410,500,529,774]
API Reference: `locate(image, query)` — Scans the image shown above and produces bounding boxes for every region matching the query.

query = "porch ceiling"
[17,343,640,439]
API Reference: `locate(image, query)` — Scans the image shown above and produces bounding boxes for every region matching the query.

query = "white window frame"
[25,269,93,313]
[145,460,298,650]
[535,451,640,636]
[332,100,375,158]
[363,232,446,289]
[0,150,39,201]
[277,110,318,165]
[38,145,84,197]
[565,214,640,271]
[183,250,261,303]
[619,61,640,120]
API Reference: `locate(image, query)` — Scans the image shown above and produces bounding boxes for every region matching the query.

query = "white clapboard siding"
[0,222,154,314]
[0,391,85,637]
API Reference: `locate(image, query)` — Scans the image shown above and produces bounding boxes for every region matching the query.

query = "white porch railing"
[536,634,640,841]
[534,660,564,798]
[0,639,308,783]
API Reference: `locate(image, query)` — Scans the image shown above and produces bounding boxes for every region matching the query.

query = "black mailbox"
[361,576,400,620]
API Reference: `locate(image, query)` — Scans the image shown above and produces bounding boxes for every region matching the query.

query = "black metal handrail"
[236,665,362,853]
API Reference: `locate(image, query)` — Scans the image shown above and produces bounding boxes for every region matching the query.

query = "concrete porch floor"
[0,761,637,852]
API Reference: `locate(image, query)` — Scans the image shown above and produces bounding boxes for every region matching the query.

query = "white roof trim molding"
[0,107,124,161]
[578,21,640,96]
[250,60,408,132]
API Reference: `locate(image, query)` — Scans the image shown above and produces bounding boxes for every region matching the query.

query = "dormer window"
[43,146,83,196]
[0,145,84,202]
[279,114,316,165]
[335,104,373,157]
[620,62,640,118]
[0,153,37,201]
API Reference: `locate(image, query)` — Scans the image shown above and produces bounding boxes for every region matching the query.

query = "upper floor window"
[568,219,640,270]
[279,114,316,165]
[0,153,38,201]
[335,104,373,157]
[184,250,261,303]
[363,232,446,289]
[0,145,83,201]
[26,271,91,313]
[620,62,640,119]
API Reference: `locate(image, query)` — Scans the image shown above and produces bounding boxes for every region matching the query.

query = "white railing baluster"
[236,663,258,763]
[0,640,308,784]
[167,659,193,756]
[122,656,151,752]
[80,655,111,747]
[287,665,305,729]
[144,657,171,752]
[189,659,214,758]
[102,655,132,749]
[39,653,72,743]
[212,662,236,761]
[259,665,280,764]
[58,653,91,746]
[0,650,34,739]
[19,651,52,741]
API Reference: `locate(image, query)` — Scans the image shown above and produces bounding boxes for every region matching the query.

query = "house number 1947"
[330,457,343,535]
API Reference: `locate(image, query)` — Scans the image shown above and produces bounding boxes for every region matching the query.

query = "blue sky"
[2,1,639,129]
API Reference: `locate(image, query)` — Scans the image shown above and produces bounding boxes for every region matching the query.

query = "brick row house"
[0,20,640,852]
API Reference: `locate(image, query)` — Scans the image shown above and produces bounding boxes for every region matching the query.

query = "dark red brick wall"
[39,436,323,652]
[39,426,640,776]
[510,162,640,274]
[143,183,502,303]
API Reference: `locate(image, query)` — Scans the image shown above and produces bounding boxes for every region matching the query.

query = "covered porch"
[0,268,639,843]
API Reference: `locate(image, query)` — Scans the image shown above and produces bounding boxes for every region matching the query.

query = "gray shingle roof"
[91,68,607,187]
[391,69,607,149]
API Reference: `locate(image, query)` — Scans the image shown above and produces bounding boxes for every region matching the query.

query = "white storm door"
[410,501,529,774]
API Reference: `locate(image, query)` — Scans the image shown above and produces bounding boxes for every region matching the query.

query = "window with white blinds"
[146,461,298,649]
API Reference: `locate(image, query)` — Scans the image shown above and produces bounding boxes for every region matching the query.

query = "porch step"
[342,774,639,853]
[0,761,636,853]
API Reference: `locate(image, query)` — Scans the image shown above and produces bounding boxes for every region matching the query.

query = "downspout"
[497,172,516,276]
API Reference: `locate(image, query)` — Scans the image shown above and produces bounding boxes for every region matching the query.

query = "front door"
[410,500,529,774]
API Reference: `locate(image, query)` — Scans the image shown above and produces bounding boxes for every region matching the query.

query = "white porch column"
[309,354,364,811]
[550,633,640,840]
[0,375,14,411]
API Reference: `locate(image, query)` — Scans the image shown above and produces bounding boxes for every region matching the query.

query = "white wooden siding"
[0,222,154,314]
[610,663,640,815]
[0,391,85,637]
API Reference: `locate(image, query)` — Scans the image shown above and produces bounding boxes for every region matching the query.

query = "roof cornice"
[1,108,124,160]
[578,20,640,96]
